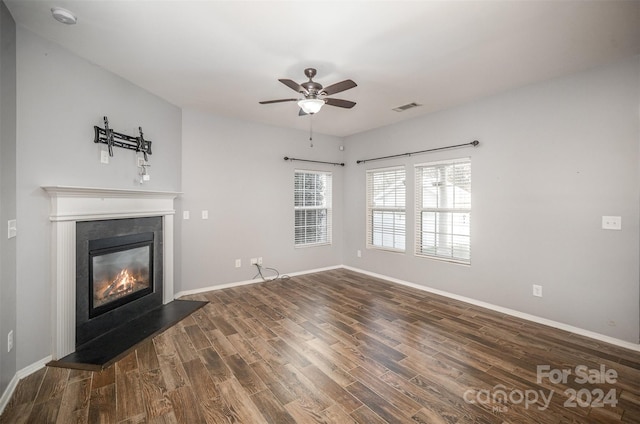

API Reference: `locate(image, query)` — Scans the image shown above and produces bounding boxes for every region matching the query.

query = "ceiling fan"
[259,68,357,115]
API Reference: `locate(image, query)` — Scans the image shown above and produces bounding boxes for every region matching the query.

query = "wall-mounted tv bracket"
[94,116,152,160]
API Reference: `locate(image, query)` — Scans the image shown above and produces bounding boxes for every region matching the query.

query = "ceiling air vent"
[392,102,422,112]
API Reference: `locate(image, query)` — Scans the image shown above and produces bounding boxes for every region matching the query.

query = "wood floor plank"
[139,368,174,420]
[222,353,267,395]
[166,386,206,424]
[33,367,69,405]
[3,269,640,424]
[54,377,91,424]
[299,364,362,413]
[115,368,144,422]
[251,389,297,424]
[87,383,116,424]
[217,378,268,424]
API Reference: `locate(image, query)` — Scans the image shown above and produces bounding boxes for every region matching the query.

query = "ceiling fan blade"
[321,79,357,96]
[325,98,356,109]
[279,79,307,94]
[259,98,298,104]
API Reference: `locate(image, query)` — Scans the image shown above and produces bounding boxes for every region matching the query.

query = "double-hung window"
[294,170,332,247]
[366,166,406,251]
[415,158,471,263]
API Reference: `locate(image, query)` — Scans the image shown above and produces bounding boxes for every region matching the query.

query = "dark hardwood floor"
[1,268,639,423]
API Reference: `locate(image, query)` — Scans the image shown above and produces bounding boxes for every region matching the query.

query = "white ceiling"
[6,0,640,137]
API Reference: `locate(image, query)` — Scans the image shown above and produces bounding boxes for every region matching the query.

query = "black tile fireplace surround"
[75,216,164,347]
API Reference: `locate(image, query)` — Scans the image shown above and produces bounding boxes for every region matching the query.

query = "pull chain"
[309,115,314,148]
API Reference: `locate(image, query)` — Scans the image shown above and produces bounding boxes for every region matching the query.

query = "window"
[294,170,332,247]
[366,166,406,251]
[415,158,471,263]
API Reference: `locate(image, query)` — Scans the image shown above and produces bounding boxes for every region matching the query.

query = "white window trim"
[294,169,332,248]
[366,165,406,253]
[414,158,471,265]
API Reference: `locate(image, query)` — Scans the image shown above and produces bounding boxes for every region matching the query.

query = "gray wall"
[0,0,17,396]
[180,108,344,292]
[14,28,181,368]
[343,56,640,343]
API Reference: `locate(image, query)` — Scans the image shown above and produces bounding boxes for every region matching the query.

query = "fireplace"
[44,186,180,360]
[89,232,154,318]
[76,216,163,348]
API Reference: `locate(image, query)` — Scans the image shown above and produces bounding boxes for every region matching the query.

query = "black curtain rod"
[284,156,345,167]
[356,140,479,164]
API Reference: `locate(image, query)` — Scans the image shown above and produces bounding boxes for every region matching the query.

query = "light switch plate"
[7,219,16,239]
[602,216,621,230]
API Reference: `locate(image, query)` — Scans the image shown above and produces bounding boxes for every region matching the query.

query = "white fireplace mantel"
[43,185,181,359]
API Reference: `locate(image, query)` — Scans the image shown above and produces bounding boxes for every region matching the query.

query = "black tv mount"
[93,116,152,160]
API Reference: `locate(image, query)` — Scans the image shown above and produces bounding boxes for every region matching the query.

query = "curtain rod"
[356,140,479,164]
[284,156,345,167]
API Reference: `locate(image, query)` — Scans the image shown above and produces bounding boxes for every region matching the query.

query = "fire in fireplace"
[89,232,154,318]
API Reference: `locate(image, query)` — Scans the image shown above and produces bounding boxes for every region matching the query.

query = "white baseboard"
[342,265,640,352]
[174,265,343,299]
[0,355,52,415]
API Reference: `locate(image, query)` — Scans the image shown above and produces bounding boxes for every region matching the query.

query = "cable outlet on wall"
[532,284,543,297]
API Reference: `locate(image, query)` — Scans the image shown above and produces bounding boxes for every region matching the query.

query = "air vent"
[392,102,422,112]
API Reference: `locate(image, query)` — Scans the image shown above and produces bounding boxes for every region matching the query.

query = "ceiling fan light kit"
[298,98,325,114]
[260,68,357,116]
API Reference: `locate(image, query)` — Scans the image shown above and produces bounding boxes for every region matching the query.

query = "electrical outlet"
[202,210,209,220]
[251,258,258,265]
[137,157,145,167]
[602,216,621,230]
[532,284,543,297]
[357,250,362,258]
[235,259,241,268]
[7,330,13,352]
[100,150,109,164]
[257,257,263,265]
[183,211,190,220]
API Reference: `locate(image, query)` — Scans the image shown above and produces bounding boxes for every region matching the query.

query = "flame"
[114,268,135,290]
[100,268,138,300]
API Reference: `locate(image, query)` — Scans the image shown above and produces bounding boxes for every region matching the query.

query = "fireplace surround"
[43,186,179,360]
[76,216,162,347]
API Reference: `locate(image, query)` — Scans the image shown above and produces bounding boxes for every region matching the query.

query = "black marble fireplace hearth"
[48,299,206,371]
